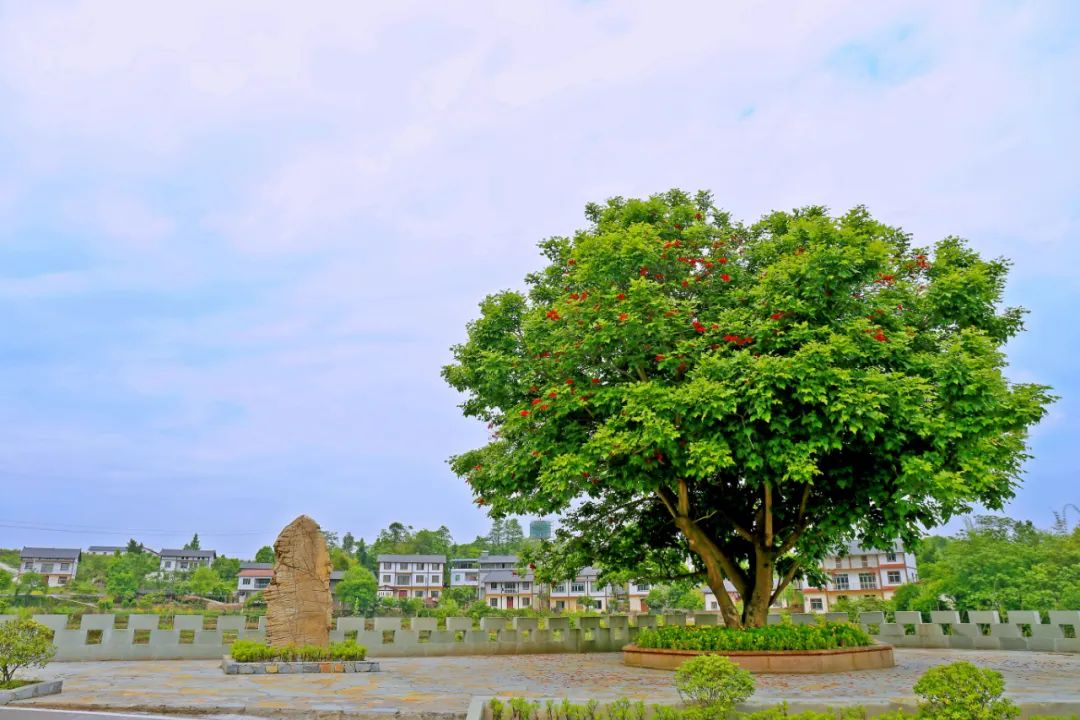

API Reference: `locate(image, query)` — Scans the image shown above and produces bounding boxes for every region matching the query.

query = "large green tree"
[334,565,379,615]
[444,191,1052,628]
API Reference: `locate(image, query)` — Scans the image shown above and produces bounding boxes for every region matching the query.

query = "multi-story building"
[236,562,273,601]
[627,581,653,613]
[483,568,537,610]
[158,548,217,574]
[19,548,81,588]
[801,542,917,612]
[376,554,445,602]
[449,553,520,598]
[546,567,617,612]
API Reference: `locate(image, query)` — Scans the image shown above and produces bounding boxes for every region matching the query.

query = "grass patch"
[230,639,366,662]
[636,622,874,652]
[0,679,38,690]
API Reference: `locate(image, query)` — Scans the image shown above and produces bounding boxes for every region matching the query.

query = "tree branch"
[770,557,804,606]
[764,482,774,548]
[777,483,812,555]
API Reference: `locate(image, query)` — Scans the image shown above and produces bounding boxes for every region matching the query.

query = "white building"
[158,548,217,573]
[236,562,273,601]
[450,553,520,598]
[376,554,445,602]
[19,547,81,588]
[800,542,918,612]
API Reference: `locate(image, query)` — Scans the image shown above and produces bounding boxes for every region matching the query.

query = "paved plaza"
[12,649,1080,718]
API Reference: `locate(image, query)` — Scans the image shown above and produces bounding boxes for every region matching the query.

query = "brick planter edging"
[623,643,895,673]
[221,656,380,675]
[0,679,63,705]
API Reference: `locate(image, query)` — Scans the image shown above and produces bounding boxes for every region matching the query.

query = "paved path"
[13,650,1080,718]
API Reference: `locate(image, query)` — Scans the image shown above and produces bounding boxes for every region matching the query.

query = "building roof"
[484,569,534,582]
[239,567,273,578]
[330,570,345,581]
[159,549,217,559]
[377,554,446,562]
[839,541,905,556]
[20,547,81,560]
[478,555,519,564]
[87,546,124,552]
[239,562,272,570]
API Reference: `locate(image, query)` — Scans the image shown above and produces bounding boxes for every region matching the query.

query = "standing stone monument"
[264,514,332,648]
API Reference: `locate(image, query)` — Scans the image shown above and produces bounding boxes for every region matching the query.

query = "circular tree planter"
[623,643,895,673]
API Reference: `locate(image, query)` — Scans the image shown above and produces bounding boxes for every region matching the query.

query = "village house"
[18,547,81,588]
[376,554,445,601]
[158,548,217,574]
[800,542,918,612]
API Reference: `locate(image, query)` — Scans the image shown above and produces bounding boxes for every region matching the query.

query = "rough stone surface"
[264,515,332,648]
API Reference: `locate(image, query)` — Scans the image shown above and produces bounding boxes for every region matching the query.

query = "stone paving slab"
[15,649,1080,718]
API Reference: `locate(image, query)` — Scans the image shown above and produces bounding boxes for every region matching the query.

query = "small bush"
[637,622,873,652]
[674,655,755,712]
[229,639,366,663]
[913,661,1019,720]
[0,618,56,684]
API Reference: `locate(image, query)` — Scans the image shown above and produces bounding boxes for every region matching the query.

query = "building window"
[57,576,68,585]
[165,561,174,569]
[490,598,499,607]
[415,590,424,598]
[430,575,440,584]
[858,573,877,590]
[710,601,718,610]
[415,575,424,584]
[860,555,869,567]
[431,590,439,598]
[886,552,897,563]
[571,582,586,593]
[59,563,70,571]
[834,558,842,569]
[887,571,902,585]
[382,575,391,583]
[41,563,54,573]
[555,584,567,594]
[242,578,252,586]
[636,582,650,592]
[521,597,530,607]
[453,574,461,583]
[833,574,850,590]
[396,575,410,585]
[810,598,824,611]
[23,562,32,570]
[383,562,391,570]
[521,582,530,591]
[399,563,408,570]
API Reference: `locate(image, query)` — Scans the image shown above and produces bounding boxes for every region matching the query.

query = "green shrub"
[636,622,873,652]
[0,618,56,684]
[912,662,1019,720]
[229,639,366,663]
[674,654,754,712]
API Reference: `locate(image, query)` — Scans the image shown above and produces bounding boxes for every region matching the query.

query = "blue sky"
[0,1,1077,557]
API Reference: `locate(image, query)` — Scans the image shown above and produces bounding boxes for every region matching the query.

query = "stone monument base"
[221,656,380,675]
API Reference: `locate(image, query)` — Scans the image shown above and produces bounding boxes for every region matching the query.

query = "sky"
[0,1,1077,558]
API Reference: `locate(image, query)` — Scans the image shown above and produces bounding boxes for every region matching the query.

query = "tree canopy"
[444,190,1053,627]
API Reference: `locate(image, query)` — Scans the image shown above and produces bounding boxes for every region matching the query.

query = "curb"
[0,680,63,706]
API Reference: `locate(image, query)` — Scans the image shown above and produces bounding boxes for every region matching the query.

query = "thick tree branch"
[770,558,804,606]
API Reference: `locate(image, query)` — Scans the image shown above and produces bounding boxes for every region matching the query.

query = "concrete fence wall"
[855,610,1080,654]
[2,610,1076,661]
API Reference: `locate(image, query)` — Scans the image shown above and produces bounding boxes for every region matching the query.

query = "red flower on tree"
[546,309,561,320]
[655,354,665,361]
[619,313,629,321]
[694,212,702,220]
[520,410,529,417]
[591,378,600,384]
[639,267,649,276]
[617,293,626,301]
[549,391,558,398]
[721,273,731,282]
[532,398,542,405]
[717,257,728,264]
[770,312,784,320]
